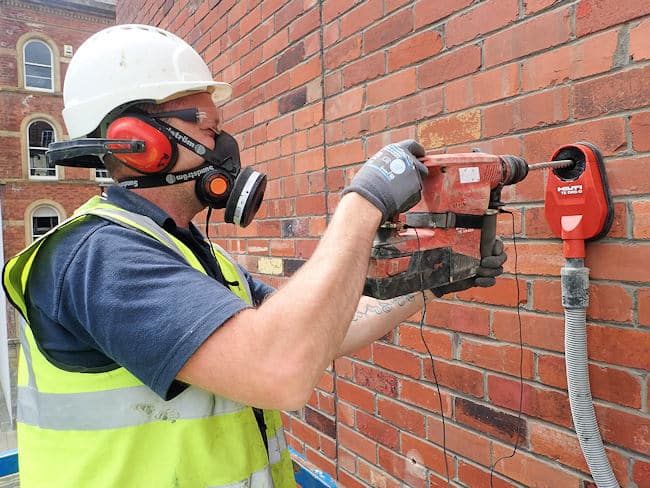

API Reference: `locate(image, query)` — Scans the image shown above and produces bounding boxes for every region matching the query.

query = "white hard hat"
[62,24,232,139]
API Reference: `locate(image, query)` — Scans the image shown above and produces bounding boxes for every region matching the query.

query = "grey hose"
[562,262,619,487]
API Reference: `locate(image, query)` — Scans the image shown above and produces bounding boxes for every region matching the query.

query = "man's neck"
[132,186,204,227]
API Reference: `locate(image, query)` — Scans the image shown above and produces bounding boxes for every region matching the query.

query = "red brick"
[460,338,534,378]
[422,360,484,398]
[455,397,527,446]
[484,86,570,138]
[321,0,362,24]
[446,0,518,48]
[367,68,417,106]
[342,109,388,138]
[458,460,520,488]
[419,44,481,88]
[396,324,453,359]
[489,375,572,428]
[398,377,453,416]
[576,0,650,36]
[595,403,650,455]
[338,424,377,463]
[325,140,364,168]
[372,342,421,379]
[427,415,492,465]
[363,9,412,53]
[418,109,481,149]
[575,65,650,119]
[358,459,402,488]
[606,156,650,198]
[324,35,361,70]
[324,86,364,120]
[632,201,650,239]
[633,459,650,487]
[446,63,520,112]
[388,87,443,128]
[639,288,650,326]
[414,0,473,29]
[493,310,566,352]
[354,363,398,397]
[523,117,626,164]
[400,432,452,477]
[585,324,650,370]
[422,299,491,336]
[388,30,443,72]
[631,18,650,62]
[377,447,428,488]
[486,7,572,67]
[289,56,321,88]
[339,0,383,39]
[356,411,399,449]
[585,242,650,283]
[631,111,650,152]
[528,421,630,483]
[522,29,618,91]
[342,51,386,88]
[377,397,426,437]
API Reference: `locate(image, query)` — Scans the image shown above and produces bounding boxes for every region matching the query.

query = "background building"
[0,0,115,449]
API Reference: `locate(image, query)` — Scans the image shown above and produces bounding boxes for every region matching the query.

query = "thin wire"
[489,210,524,486]
[413,227,452,487]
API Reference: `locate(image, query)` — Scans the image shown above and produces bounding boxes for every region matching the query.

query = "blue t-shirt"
[25,186,275,399]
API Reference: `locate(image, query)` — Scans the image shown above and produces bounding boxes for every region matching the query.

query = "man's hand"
[342,140,429,221]
[432,238,507,297]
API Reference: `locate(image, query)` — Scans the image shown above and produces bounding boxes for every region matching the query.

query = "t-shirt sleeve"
[56,223,251,399]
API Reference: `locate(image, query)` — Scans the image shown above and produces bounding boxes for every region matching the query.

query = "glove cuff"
[341,186,388,221]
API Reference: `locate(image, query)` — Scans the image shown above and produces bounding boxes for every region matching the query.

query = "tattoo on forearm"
[352,294,417,322]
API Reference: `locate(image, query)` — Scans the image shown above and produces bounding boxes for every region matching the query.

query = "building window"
[23,39,53,91]
[28,120,57,178]
[95,168,111,180]
[31,205,60,241]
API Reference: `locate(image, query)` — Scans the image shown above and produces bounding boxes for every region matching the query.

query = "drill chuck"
[501,155,529,186]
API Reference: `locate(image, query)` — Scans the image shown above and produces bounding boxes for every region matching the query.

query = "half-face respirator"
[46,110,266,227]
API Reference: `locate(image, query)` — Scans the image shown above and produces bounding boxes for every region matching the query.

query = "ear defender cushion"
[106,116,176,174]
[224,166,267,227]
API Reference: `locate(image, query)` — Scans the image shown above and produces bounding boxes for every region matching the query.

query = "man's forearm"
[337,290,435,357]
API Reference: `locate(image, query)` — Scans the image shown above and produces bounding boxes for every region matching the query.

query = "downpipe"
[561,259,619,488]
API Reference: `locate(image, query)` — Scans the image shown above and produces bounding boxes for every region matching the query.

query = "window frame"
[30,204,61,242]
[27,119,58,180]
[23,39,54,93]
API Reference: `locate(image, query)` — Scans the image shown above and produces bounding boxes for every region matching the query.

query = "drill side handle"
[480,210,498,259]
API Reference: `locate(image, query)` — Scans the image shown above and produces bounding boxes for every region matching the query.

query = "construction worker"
[3,25,505,487]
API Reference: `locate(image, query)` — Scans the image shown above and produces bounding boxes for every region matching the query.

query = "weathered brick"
[485,6,572,67]
[574,65,650,119]
[419,44,481,88]
[363,9,412,53]
[367,68,417,106]
[414,0,472,29]
[388,30,443,72]
[460,339,534,378]
[446,0,518,48]
[324,35,361,70]
[446,63,520,112]
[418,109,481,149]
[339,0,383,39]
[456,397,527,445]
[576,0,650,36]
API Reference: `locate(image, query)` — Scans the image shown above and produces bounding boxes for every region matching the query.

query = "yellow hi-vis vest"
[3,196,295,488]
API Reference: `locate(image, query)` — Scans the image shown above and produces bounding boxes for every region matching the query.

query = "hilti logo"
[557,184,583,195]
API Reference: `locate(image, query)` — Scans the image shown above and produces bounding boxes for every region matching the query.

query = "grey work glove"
[342,140,429,221]
[432,238,507,297]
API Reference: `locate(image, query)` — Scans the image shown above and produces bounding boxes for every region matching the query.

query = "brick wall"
[119,1,650,486]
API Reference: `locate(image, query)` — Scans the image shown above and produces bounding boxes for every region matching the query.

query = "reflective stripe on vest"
[3,196,295,488]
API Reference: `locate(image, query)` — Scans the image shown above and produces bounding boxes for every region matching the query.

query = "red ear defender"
[106,116,176,174]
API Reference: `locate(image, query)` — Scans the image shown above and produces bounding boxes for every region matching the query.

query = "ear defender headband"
[45,111,267,227]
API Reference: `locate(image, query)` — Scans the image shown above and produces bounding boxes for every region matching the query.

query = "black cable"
[413,227,452,487]
[489,210,524,486]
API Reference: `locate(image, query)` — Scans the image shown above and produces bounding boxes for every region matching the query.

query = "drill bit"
[528,159,574,171]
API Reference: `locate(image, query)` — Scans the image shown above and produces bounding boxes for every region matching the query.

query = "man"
[3,25,505,487]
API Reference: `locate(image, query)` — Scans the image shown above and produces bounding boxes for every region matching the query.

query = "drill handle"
[480,210,498,259]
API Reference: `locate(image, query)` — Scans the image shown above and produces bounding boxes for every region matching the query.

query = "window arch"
[28,119,57,178]
[30,205,60,241]
[23,39,53,91]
